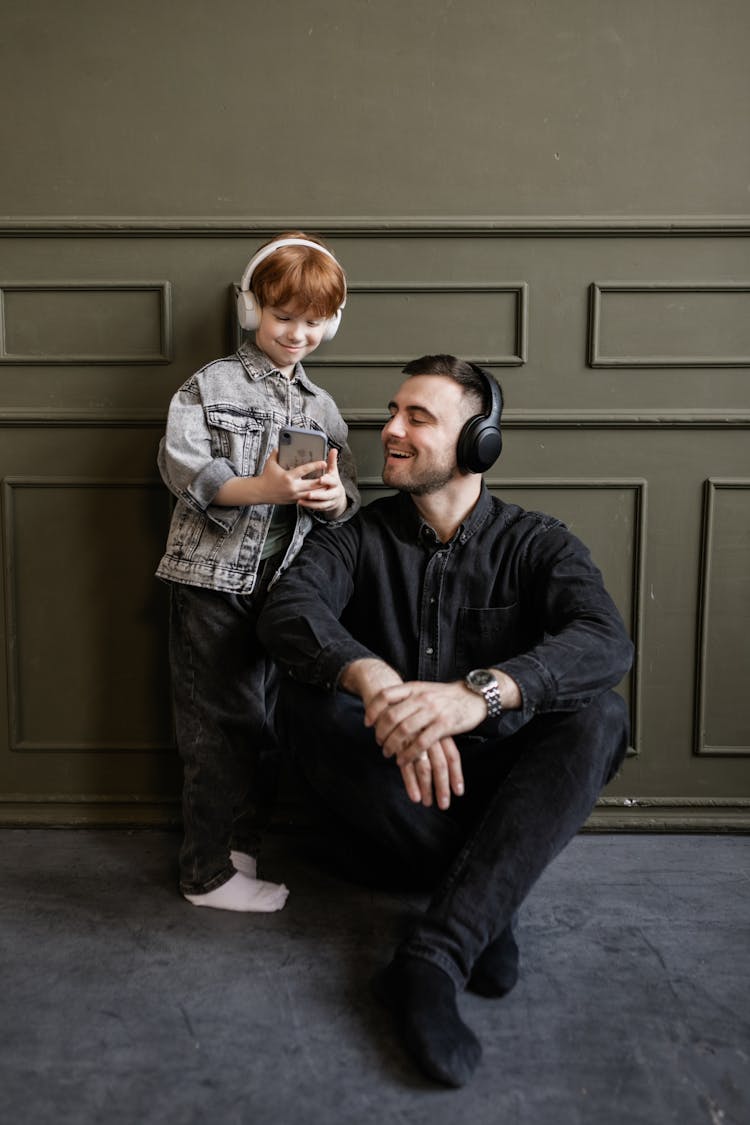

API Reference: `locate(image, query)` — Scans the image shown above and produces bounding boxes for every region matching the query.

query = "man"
[257,355,633,1087]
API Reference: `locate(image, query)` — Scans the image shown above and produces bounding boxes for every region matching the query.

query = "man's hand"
[398,737,465,810]
[364,680,487,763]
[297,448,348,519]
[340,660,465,809]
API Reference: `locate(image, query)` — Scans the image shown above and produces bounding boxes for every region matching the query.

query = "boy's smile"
[255,303,327,376]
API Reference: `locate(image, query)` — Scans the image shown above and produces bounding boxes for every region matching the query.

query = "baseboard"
[0,796,747,833]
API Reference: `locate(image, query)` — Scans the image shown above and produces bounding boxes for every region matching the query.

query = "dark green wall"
[1,1,748,829]
[2,0,749,217]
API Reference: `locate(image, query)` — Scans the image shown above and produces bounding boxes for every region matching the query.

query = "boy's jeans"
[278,682,629,985]
[168,557,281,895]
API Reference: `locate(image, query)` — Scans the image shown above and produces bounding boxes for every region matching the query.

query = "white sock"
[183,871,289,913]
[230,850,258,879]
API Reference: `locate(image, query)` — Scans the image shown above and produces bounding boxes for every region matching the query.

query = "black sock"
[374,956,482,1088]
[468,925,520,998]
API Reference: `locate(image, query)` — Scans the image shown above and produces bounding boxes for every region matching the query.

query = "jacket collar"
[237,341,319,395]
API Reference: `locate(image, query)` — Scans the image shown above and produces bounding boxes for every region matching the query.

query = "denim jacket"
[156,342,360,594]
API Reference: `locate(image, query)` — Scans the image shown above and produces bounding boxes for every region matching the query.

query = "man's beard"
[382,459,458,496]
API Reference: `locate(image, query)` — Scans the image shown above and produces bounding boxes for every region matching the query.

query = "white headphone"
[236,238,346,341]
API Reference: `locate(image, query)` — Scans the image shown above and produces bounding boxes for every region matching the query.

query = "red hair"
[250,231,346,319]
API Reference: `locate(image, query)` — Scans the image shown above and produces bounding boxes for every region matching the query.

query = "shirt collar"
[398,482,494,546]
[237,341,319,394]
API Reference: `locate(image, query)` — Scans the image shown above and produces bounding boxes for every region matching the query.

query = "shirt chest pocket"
[455,604,525,673]
[206,407,265,477]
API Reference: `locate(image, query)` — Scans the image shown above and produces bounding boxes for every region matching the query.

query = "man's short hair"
[402,354,503,419]
[250,230,346,319]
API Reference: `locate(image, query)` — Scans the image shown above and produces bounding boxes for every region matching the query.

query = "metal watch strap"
[481,677,503,719]
[465,668,503,719]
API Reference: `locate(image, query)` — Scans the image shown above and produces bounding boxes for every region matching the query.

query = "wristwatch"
[465,668,503,718]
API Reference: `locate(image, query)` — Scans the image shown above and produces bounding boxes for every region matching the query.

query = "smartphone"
[278,426,328,479]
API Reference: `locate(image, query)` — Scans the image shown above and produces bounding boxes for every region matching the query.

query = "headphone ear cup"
[457,417,503,474]
[320,308,342,342]
[236,288,262,331]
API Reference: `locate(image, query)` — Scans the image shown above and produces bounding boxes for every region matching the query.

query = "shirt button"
[425,647,434,655]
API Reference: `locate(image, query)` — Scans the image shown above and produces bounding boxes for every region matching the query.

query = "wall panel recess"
[2,477,174,753]
[483,478,646,757]
[238,283,529,368]
[0,282,173,364]
[696,479,750,756]
[589,282,750,368]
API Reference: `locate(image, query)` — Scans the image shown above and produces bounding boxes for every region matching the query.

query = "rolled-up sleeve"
[157,377,240,530]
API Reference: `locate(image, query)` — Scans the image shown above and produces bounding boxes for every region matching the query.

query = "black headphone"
[456,364,504,474]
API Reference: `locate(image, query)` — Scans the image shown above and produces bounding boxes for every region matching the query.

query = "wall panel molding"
[696,478,750,757]
[589,282,750,368]
[486,476,646,758]
[346,411,750,429]
[2,475,172,753]
[1,216,749,237]
[0,797,180,827]
[0,794,747,831]
[588,796,750,832]
[260,283,528,368]
[0,280,173,364]
[6,410,750,429]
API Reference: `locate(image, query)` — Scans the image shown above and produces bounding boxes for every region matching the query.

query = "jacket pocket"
[205,406,264,476]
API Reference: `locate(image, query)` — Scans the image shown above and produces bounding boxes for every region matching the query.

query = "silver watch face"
[467,669,494,689]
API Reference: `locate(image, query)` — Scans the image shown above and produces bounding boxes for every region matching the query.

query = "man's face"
[381,374,469,495]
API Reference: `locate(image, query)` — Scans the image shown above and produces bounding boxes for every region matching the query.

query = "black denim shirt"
[258,486,634,729]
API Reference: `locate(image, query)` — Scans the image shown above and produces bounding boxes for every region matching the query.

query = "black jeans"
[278,682,629,986]
[168,557,281,895]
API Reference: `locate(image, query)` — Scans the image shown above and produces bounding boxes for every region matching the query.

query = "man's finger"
[441,737,465,798]
[399,761,422,804]
[376,702,428,754]
[428,745,452,810]
[413,752,433,807]
[363,684,411,728]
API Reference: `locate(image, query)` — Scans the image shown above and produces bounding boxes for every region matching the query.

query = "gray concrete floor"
[0,830,748,1125]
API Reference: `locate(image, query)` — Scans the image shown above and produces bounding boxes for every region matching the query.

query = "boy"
[156,232,359,911]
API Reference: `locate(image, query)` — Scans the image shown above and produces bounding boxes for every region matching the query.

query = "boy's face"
[255,303,327,375]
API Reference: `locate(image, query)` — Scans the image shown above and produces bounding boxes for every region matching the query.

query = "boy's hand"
[297,448,348,518]
[212,449,326,507]
[259,449,329,505]
[211,448,347,511]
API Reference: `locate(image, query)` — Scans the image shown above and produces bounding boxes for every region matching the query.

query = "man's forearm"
[339,658,403,701]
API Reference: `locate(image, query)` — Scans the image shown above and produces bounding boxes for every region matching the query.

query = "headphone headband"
[239,238,346,300]
[236,237,346,339]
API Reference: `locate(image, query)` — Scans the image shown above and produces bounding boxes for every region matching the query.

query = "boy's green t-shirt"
[260,503,297,561]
